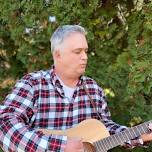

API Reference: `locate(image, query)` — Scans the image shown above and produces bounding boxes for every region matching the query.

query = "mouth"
[80,64,87,68]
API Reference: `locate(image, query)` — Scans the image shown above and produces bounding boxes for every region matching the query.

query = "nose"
[81,51,88,61]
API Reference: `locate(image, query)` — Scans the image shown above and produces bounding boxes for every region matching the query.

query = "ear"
[53,50,61,60]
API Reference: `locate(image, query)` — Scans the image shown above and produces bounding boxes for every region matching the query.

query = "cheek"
[68,55,79,62]
[62,57,76,66]
[61,54,80,66]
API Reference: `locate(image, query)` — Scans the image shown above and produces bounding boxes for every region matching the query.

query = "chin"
[78,70,85,75]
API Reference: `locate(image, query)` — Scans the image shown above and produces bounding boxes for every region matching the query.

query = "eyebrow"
[72,48,88,52]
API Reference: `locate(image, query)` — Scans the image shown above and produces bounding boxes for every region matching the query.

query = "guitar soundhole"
[83,142,96,152]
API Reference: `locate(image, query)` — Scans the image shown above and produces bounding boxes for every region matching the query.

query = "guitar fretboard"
[94,120,151,152]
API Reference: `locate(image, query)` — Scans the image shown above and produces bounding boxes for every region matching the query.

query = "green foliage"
[0,0,152,151]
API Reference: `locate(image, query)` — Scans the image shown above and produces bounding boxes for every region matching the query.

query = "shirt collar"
[50,65,86,88]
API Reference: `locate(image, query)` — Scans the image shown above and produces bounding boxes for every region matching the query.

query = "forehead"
[62,32,88,50]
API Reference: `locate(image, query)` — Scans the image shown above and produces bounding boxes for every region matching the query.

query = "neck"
[54,67,79,88]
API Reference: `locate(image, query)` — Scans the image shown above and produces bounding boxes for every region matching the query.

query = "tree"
[0,0,152,151]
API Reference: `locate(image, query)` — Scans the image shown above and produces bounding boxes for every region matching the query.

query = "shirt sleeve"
[0,77,67,152]
[98,87,145,148]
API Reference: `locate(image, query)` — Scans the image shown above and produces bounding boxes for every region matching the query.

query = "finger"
[148,123,152,130]
[69,137,83,148]
[78,149,85,152]
[70,137,82,141]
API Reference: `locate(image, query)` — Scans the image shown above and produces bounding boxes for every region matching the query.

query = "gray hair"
[50,25,87,53]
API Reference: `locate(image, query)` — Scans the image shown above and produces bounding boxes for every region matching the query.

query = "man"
[0,25,152,152]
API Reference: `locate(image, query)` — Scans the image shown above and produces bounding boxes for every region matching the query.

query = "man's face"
[55,32,88,78]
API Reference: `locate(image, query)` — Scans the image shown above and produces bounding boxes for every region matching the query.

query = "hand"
[141,123,152,142]
[64,137,84,152]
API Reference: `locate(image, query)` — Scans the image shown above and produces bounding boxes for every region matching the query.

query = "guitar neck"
[94,120,152,151]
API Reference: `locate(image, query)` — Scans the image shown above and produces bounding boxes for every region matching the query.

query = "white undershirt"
[57,76,75,100]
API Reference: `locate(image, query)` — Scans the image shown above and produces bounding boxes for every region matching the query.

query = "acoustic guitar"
[39,119,151,152]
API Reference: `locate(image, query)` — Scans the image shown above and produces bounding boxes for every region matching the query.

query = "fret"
[138,125,145,134]
[95,140,105,152]
[126,128,133,139]
[105,135,120,149]
[99,140,107,151]
[104,136,113,150]
[119,131,128,144]
[143,123,149,133]
[133,125,141,136]
[120,129,131,142]
[109,135,117,147]
[122,129,131,141]
[101,139,108,151]
[105,135,113,149]
[106,135,113,147]
[94,141,100,151]
[114,133,124,145]
[136,125,145,135]
[102,139,110,149]
[99,141,106,152]
[131,126,138,137]
[129,128,138,139]
[95,136,111,151]
[141,124,147,134]
[113,134,119,145]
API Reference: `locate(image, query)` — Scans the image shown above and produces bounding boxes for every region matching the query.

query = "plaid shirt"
[0,67,143,152]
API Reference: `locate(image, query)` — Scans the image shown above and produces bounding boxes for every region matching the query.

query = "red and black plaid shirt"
[0,66,143,151]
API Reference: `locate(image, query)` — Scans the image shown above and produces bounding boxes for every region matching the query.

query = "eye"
[85,49,88,53]
[75,51,81,54]
[74,49,81,54]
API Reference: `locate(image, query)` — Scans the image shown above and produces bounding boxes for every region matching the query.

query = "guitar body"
[39,119,110,152]
[39,118,151,152]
